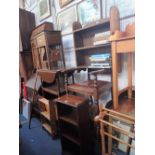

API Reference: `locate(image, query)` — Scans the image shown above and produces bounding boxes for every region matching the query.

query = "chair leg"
[28,102,33,129]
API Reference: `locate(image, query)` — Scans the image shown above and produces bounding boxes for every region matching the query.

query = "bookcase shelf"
[55,94,92,155]
[75,43,110,52]
[72,8,120,70]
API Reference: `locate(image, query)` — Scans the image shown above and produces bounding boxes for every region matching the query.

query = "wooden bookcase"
[39,97,57,138]
[72,6,121,72]
[73,19,111,67]
[55,94,92,155]
[31,22,65,70]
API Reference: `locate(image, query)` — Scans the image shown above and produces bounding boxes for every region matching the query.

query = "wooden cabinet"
[19,8,35,51]
[31,22,65,70]
[39,97,57,138]
[55,94,92,155]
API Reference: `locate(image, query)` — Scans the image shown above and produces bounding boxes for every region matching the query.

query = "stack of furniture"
[55,94,92,155]
[37,69,65,138]
[19,8,35,81]
[31,22,65,70]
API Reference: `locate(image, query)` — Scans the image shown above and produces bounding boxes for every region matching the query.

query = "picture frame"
[77,0,101,26]
[38,0,51,21]
[59,0,73,8]
[57,5,77,35]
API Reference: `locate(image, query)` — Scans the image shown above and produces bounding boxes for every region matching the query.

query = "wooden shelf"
[42,123,52,134]
[41,111,50,120]
[62,133,80,146]
[59,113,78,126]
[75,43,111,52]
[73,18,110,33]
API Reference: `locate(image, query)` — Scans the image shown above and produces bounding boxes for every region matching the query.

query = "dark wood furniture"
[55,94,92,155]
[19,9,35,81]
[31,22,65,70]
[72,6,121,72]
[63,66,112,114]
[19,8,35,51]
[37,69,65,138]
[19,51,34,81]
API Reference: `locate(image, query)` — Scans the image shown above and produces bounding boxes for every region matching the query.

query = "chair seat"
[42,85,65,96]
[67,80,112,99]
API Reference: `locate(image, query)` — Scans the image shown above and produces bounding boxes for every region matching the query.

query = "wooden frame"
[77,0,101,26]
[38,0,51,21]
[95,107,135,155]
[59,0,73,8]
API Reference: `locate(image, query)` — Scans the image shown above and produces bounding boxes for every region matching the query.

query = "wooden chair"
[37,69,65,138]
[63,66,112,114]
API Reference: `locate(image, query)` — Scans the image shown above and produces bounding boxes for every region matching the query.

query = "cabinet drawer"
[36,34,46,47]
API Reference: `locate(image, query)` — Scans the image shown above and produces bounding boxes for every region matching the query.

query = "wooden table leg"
[112,42,119,109]
[128,53,132,99]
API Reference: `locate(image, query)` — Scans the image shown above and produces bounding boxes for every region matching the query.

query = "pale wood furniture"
[31,22,65,70]
[95,107,135,155]
[37,69,65,138]
[110,25,135,110]
[55,94,92,155]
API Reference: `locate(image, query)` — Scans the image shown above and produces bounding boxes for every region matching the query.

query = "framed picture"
[77,0,101,26]
[38,0,51,21]
[57,6,77,35]
[59,0,73,8]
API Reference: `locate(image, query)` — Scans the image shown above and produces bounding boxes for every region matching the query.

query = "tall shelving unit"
[72,6,121,72]
[55,94,92,155]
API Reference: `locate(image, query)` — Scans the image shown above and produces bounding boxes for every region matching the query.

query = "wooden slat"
[104,132,135,148]
[105,113,134,125]
[99,119,135,138]
[102,107,135,121]
[100,121,106,155]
